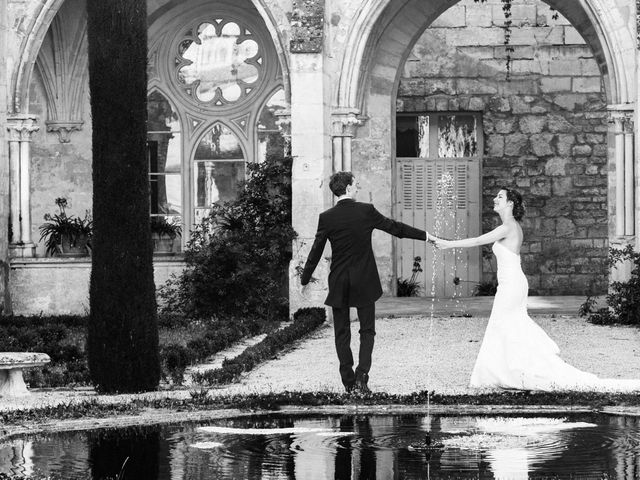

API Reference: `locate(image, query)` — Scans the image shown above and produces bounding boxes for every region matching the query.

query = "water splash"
[426,169,457,426]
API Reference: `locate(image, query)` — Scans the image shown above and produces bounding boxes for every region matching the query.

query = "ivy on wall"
[290,0,325,53]
[474,0,560,79]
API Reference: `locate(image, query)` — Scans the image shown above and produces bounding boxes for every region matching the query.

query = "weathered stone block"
[564,27,586,45]
[540,77,572,93]
[431,5,466,27]
[456,78,498,95]
[487,135,504,156]
[504,133,529,156]
[545,114,572,134]
[572,144,592,156]
[566,165,585,175]
[424,79,456,95]
[552,94,584,111]
[397,78,425,96]
[519,115,547,134]
[572,77,601,93]
[551,176,573,195]
[531,178,551,197]
[530,133,555,156]
[511,96,532,114]
[556,217,576,237]
[544,157,568,176]
[494,118,517,134]
[554,133,575,154]
[585,164,599,175]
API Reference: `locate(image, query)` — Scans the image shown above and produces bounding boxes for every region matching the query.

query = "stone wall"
[396,0,608,295]
[29,73,93,257]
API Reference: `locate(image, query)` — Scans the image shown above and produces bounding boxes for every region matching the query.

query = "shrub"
[159,154,297,320]
[579,245,640,325]
[397,256,423,297]
[0,315,91,388]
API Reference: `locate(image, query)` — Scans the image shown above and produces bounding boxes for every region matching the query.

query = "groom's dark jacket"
[300,199,426,307]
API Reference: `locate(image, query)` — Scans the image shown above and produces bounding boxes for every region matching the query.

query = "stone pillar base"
[9,243,36,258]
[0,369,30,397]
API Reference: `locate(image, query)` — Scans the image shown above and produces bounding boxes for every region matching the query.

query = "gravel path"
[214,314,640,396]
[2,314,640,412]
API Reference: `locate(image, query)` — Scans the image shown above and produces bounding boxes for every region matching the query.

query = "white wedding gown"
[469,241,640,392]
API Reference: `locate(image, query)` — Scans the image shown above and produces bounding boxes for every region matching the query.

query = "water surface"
[1,412,639,479]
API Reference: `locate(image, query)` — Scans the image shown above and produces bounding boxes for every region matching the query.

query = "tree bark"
[86,0,160,392]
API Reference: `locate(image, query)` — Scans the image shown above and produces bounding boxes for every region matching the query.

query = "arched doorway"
[335,0,635,298]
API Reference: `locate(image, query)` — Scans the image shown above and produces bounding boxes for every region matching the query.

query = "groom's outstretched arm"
[300,216,328,285]
[369,204,426,240]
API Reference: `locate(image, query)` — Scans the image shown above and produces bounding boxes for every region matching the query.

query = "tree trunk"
[86,0,160,393]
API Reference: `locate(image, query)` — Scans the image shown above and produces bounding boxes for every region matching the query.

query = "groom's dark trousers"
[301,199,426,388]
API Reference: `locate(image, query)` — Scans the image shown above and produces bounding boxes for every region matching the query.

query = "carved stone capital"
[274,109,292,136]
[607,104,634,131]
[46,121,84,143]
[6,115,39,142]
[331,109,366,137]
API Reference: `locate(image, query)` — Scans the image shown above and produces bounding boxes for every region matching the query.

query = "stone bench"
[0,352,51,397]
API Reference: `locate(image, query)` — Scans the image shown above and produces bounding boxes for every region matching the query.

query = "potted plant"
[39,198,93,257]
[150,216,182,255]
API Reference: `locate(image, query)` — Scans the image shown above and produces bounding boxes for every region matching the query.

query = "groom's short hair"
[329,171,354,196]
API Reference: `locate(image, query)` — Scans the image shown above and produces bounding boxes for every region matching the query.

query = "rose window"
[177,20,261,105]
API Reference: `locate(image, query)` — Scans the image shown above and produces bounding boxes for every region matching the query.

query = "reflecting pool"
[1,412,639,479]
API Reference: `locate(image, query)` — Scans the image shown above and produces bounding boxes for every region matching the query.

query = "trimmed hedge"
[192,307,326,385]
[0,314,278,388]
[160,316,278,385]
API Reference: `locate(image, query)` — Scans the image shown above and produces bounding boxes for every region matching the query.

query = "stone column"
[608,106,634,283]
[608,108,634,238]
[288,53,332,315]
[0,0,8,313]
[6,115,39,258]
[623,116,634,236]
[331,109,363,173]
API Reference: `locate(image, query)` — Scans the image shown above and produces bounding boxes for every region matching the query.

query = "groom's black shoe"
[344,381,356,393]
[355,372,371,394]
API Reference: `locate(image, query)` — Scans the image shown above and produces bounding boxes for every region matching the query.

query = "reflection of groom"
[300,171,428,393]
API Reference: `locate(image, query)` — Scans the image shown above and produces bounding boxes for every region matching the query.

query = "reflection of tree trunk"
[86,0,160,393]
[89,428,160,480]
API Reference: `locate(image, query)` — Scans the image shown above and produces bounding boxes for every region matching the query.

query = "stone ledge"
[0,352,51,368]
[10,257,186,268]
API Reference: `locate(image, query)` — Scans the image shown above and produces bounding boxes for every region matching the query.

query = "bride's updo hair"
[501,187,525,221]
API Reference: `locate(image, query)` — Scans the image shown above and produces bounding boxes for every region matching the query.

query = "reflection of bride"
[432,187,640,392]
[440,417,596,480]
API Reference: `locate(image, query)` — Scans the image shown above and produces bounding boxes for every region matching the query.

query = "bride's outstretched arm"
[434,224,510,250]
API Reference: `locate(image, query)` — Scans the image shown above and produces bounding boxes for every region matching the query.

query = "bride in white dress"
[431,187,640,392]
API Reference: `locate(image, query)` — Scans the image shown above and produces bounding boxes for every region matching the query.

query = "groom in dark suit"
[300,171,429,393]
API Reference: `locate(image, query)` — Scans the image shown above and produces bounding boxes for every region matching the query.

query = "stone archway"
[334,0,636,296]
[11,0,292,116]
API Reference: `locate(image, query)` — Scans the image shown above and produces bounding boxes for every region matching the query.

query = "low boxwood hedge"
[192,307,326,385]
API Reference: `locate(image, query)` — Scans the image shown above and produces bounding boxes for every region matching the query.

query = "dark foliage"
[580,245,640,325]
[89,427,159,480]
[397,256,423,297]
[86,0,160,393]
[192,307,326,385]
[0,314,275,388]
[38,198,93,256]
[159,155,296,320]
[150,216,182,239]
[0,316,89,387]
